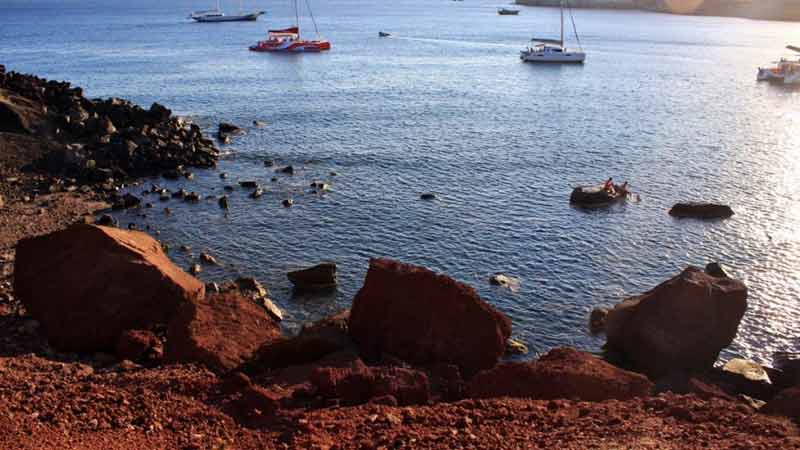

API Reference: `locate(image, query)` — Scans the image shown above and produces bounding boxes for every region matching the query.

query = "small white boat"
[520,0,584,63]
[190,0,264,22]
[498,7,520,15]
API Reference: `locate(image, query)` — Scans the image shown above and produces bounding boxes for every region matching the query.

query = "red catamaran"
[249,0,330,52]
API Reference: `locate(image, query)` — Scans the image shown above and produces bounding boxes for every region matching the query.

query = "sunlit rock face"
[661,0,705,14]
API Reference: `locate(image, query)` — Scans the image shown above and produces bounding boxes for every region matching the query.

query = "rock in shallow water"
[287,262,337,291]
[605,266,747,377]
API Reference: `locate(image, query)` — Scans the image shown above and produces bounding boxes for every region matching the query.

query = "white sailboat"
[190,0,265,22]
[520,0,585,63]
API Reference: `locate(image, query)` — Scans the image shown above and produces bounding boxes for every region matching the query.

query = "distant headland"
[514,0,800,21]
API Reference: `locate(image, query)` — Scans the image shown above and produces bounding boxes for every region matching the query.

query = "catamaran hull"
[249,41,331,52]
[521,52,585,63]
[193,12,264,22]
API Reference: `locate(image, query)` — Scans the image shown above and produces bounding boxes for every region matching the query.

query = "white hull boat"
[757,47,800,84]
[190,0,264,22]
[520,0,585,64]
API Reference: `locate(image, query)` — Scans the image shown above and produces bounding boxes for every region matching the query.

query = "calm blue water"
[3,0,800,366]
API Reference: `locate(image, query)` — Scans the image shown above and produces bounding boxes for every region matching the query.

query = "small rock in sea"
[287,262,337,291]
[253,120,266,127]
[271,177,278,182]
[199,252,219,265]
[277,165,294,175]
[95,214,117,227]
[172,189,187,199]
[206,195,216,200]
[144,203,153,208]
[161,243,170,252]
[249,188,264,199]
[310,181,330,192]
[184,172,195,180]
[164,208,172,215]
[224,185,235,191]
[239,180,258,188]
[188,264,202,275]
[669,202,734,219]
[217,132,231,144]
[282,199,293,207]
[329,171,338,176]
[589,307,609,334]
[705,262,730,278]
[264,159,274,167]
[159,193,170,201]
[185,192,200,202]
[128,223,137,230]
[505,338,529,356]
[218,122,243,134]
[218,196,229,209]
[219,172,228,179]
[180,245,191,252]
[234,277,269,299]
[722,358,771,383]
[420,193,436,200]
[489,273,520,292]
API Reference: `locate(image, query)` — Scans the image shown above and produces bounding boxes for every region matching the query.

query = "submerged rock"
[287,262,337,291]
[349,258,512,376]
[14,225,204,351]
[605,267,747,377]
[669,202,734,219]
[239,180,258,188]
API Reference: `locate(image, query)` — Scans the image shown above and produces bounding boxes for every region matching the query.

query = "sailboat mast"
[560,0,564,48]
[295,0,300,37]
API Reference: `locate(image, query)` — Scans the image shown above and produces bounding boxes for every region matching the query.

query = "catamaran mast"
[295,0,300,37]
[560,0,564,48]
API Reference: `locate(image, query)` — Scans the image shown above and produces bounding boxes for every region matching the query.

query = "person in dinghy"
[570,178,630,207]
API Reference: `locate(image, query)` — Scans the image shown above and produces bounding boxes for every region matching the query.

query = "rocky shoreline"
[2,68,800,449]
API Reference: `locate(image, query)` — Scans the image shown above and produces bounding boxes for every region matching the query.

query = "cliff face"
[514,0,800,21]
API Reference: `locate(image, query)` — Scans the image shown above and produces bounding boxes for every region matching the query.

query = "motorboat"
[757,46,800,84]
[570,182,629,207]
[520,0,585,63]
[498,7,520,15]
[379,31,391,37]
[190,1,264,22]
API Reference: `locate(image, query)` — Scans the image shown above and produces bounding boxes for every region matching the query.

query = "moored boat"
[520,0,584,63]
[249,0,329,53]
[498,7,520,15]
[190,0,264,22]
[379,31,391,37]
[757,46,800,84]
[570,182,629,207]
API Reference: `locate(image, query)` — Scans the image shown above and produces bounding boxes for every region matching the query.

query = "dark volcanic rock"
[349,258,512,376]
[287,262,337,291]
[669,202,734,219]
[166,291,282,373]
[605,267,747,377]
[468,347,653,401]
[14,224,204,351]
[243,310,353,373]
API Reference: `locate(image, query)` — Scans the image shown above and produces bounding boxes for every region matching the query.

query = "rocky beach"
[1,67,800,449]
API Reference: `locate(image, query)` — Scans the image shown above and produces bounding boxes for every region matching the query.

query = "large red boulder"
[14,224,204,351]
[166,291,282,373]
[468,347,652,401]
[604,267,747,377]
[349,258,511,376]
[310,359,430,406]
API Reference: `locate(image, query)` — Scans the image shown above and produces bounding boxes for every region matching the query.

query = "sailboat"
[248,0,330,52]
[190,0,265,22]
[520,0,585,63]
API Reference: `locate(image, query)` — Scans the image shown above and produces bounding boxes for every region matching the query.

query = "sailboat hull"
[193,11,264,22]
[521,51,585,63]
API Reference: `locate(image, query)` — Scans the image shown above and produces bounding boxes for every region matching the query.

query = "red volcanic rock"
[605,267,747,377]
[14,224,204,351]
[310,359,430,406]
[166,291,282,373]
[468,347,652,401]
[349,258,512,376]
[763,387,800,419]
[116,329,161,362]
